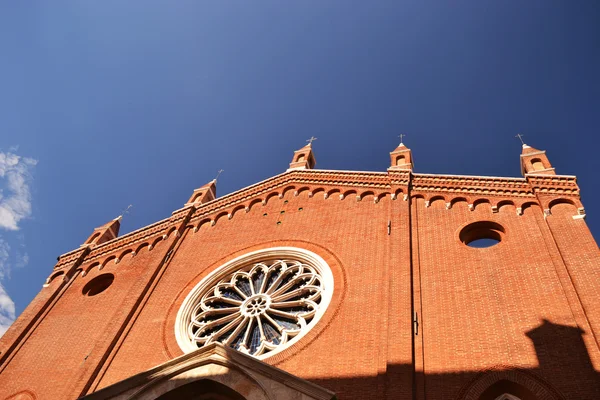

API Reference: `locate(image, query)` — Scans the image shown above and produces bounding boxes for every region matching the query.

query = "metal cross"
[515,133,526,145]
[306,136,318,145]
[120,204,133,219]
[399,134,406,144]
[215,169,224,182]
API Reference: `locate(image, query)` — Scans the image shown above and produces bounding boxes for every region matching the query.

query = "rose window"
[176,249,333,359]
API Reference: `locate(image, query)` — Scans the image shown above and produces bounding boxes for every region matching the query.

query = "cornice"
[412,173,536,198]
[189,169,390,222]
[50,169,582,275]
[526,174,580,196]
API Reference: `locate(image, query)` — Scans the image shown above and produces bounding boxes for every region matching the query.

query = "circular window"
[460,221,505,248]
[175,247,334,359]
[82,273,114,296]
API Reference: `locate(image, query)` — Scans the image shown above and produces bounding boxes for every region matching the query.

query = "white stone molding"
[516,207,523,215]
[494,394,521,400]
[175,247,334,360]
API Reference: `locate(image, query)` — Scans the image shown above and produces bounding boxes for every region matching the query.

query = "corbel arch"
[428,195,446,208]
[247,198,263,212]
[231,204,246,218]
[101,255,117,269]
[165,226,178,238]
[47,270,65,285]
[375,192,389,203]
[151,235,165,249]
[325,188,340,199]
[547,197,578,210]
[450,196,468,206]
[134,242,151,255]
[82,261,101,275]
[117,248,134,262]
[214,211,229,224]
[264,192,280,205]
[341,189,357,200]
[393,188,404,199]
[496,199,516,209]
[358,190,375,202]
[520,201,541,216]
[311,187,325,198]
[281,185,296,198]
[473,198,492,211]
[196,218,212,231]
[296,186,311,197]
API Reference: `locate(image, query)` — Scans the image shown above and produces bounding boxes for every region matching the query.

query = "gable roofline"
[51,167,580,274]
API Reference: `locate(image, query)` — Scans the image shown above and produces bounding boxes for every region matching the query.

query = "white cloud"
[0,283,15,337]
[0,150,37,338]
[0,239,9,280]
[15,252,29,269]
[0,152,37,231]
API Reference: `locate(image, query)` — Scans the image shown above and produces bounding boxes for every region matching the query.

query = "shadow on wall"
[307,320,600,400]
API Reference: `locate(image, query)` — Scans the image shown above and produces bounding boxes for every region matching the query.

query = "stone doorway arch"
[155,379,247,400]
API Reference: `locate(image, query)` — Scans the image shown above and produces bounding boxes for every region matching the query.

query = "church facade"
[0,141,599,400]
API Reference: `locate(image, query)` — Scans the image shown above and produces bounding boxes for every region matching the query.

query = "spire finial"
[306,136,318,146]
[515,133,527,147]
[215,169,224,183]
[117,204,133,221]
[398,133,406,145]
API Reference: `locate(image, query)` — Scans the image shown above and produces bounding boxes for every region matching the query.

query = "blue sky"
[0,1,599,335]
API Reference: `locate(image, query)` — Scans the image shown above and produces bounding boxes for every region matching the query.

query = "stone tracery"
[184,259,326,357]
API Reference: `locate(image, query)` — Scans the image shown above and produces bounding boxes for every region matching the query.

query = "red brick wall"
[0,173,598,400]
[0,238,173,399]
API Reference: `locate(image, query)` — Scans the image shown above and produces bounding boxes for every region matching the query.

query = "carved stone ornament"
[175,247,334,359]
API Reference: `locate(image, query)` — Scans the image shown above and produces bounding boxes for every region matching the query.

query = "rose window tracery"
[180,255,330,358]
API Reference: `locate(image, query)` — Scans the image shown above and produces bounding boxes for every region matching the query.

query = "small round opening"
[459,221,504,248]
[82,273,114,296]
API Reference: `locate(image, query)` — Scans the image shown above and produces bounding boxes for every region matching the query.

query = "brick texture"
[0,147,598,400]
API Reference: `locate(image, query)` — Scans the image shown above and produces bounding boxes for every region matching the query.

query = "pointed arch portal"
[155,379,247,400]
